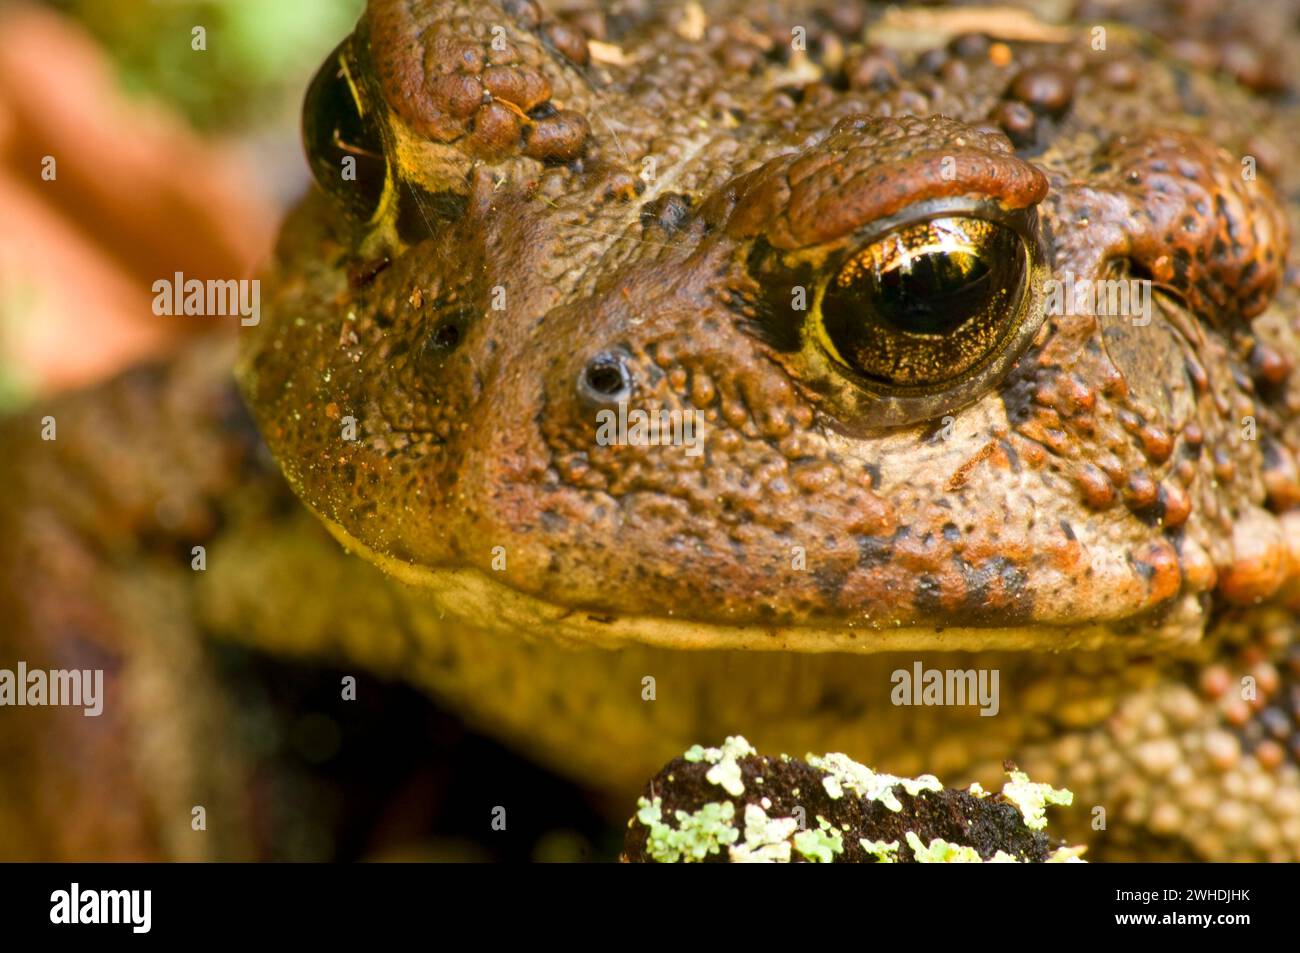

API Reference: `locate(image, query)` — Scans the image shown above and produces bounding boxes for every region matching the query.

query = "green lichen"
[793,817,844,863]
[683,736,756,797]
[729,804,799,863]
[683,736,755,764]
[706,760,745,797]
[683,745,709,764]
[806,752,942,811]
[859,838,900,863]
[635,797,739,863]
[1001,770,1074,831]
[905,832,985,863]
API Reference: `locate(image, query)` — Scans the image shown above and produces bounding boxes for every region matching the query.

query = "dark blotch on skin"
[857,525,911,568]
[954,556,1033,625]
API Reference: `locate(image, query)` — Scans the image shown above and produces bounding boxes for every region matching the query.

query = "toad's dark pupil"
[303,38,387,220]
[871,249,993,335]
[817,217,1027,388]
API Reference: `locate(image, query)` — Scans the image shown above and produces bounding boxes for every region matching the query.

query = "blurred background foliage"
[0,0,367,406]
[51,0,365,133]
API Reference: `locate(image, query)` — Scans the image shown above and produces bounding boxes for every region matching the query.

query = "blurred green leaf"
[49,0,365,132]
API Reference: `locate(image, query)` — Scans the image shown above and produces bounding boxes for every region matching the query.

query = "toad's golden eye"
[812,217,1031,391]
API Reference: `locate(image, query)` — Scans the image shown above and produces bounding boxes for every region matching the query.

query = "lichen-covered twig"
[622,737,1084,863]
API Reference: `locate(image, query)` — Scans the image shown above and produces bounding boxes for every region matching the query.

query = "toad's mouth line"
[318,515,1204,655]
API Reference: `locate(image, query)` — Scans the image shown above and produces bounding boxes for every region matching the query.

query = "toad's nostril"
[418,319,463,375]
[579,350,634,404]
[429,321,461,351]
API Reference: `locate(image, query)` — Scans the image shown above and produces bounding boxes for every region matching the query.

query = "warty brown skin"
[243,0,1296,648]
